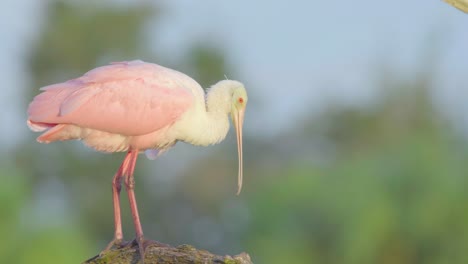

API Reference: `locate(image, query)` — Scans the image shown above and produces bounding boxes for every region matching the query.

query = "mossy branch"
[83,242,253,264]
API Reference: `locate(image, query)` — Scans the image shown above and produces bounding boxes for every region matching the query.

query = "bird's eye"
[238,97,244,104]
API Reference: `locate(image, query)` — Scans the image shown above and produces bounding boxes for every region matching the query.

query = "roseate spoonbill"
[26,60,247,261]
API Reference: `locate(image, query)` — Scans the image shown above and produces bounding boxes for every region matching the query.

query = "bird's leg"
[124,149,147,262]
[102,152,132,253]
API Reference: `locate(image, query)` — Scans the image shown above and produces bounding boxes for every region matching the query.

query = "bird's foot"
[131,236,169,263]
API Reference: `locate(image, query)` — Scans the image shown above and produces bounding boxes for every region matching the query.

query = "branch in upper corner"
[444,0,468,13]
[83,242,253,264]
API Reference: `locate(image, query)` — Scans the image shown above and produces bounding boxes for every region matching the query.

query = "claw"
[131,237,169,263]
[137,236,145,263]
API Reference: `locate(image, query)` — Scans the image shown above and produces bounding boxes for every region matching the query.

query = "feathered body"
[27,60,243,155]
[26,60,247,261]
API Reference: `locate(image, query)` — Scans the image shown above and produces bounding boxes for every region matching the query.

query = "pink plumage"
[26,60,247,262]
[28,60,195,151]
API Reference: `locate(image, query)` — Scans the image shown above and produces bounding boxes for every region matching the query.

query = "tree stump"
[83,241,253,264]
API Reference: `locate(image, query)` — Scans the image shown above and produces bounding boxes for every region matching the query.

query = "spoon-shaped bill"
[232,107,245,195]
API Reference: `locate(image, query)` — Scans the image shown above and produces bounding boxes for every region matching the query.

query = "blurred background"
[2,0,468,263]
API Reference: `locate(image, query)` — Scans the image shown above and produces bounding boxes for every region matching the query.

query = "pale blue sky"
[1,0,467,149]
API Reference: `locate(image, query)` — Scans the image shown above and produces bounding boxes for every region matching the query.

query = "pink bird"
[27,60,247,261]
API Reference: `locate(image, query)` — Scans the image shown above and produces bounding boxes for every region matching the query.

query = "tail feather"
[36,124,65,143]
[36,124,80,143]
[28,81,84,144]
[27,82,80,124]
[27,120,55,132]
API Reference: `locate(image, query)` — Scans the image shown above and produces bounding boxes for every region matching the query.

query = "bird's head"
[229,85,248,195]
[207,80,248,195]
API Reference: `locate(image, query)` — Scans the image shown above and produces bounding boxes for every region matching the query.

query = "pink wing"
[28,61,195,136]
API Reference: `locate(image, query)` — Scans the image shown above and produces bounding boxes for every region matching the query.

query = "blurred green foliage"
[246,93,468,263]
[0,166,92,264]
[5,1,468,264]
[185,43,233,89]
[28,0,155,91]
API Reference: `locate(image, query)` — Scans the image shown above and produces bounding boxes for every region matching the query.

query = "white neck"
[176,80,241,146]
[192,109,230,146]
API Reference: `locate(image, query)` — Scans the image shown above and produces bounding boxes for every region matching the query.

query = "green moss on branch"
[83,242,252,264]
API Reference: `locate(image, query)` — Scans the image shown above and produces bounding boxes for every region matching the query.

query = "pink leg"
[124,149,146,261]
[103,152,133,252]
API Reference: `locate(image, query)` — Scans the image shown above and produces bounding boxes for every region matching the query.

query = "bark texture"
[83,242,253,264]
